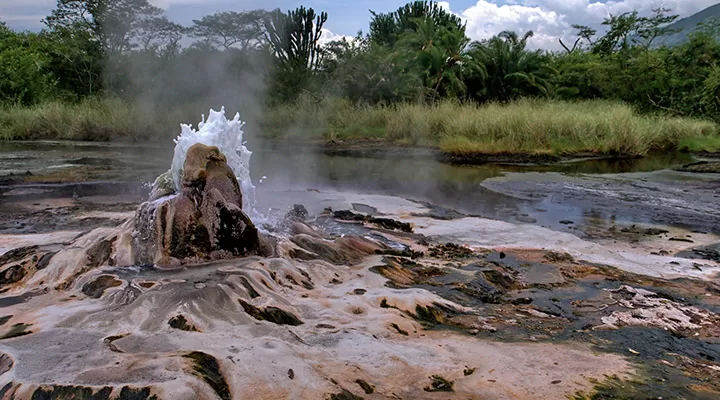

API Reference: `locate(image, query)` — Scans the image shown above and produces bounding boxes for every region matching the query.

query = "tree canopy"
[1,1,719,122]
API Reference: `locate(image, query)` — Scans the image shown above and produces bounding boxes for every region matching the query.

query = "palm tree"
[467,30,555,102]
[397,17,483,101]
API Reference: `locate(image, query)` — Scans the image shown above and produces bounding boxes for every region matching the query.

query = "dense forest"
[1,0,720,152]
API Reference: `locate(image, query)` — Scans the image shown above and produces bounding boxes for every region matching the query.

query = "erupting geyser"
[134,108,271,267]
[151,107,256,211]
[170,107,256,212]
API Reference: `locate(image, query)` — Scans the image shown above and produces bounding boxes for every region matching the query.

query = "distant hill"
[654,3,720,47]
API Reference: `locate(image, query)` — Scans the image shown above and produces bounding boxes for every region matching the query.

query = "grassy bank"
[266,98,719,156]
[2,97,718,156]
[0,98,205,142]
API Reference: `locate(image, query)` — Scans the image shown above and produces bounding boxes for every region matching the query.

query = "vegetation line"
[2,97,716,157]
[1,1,720,156]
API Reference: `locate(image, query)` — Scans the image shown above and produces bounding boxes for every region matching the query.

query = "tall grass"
[0,98,205,141]
[261,96,391,140]
[389,99,718,156]
[2,97,718,156]
[258,97,718,155]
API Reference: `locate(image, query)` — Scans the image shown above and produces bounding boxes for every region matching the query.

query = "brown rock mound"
[133,144,268,266]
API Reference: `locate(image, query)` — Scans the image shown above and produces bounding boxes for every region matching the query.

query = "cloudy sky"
[1,0,717,49]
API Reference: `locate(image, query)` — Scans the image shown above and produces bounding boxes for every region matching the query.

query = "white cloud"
[318,28,355,46]
[148,0,220,9]
[446,0,719,50]
[2,0,717,50]
[438,2,453,12]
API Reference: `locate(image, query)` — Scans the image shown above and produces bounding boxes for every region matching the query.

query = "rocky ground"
[0,187,718,399]
[479,169,720,237]
[1,143,720,399]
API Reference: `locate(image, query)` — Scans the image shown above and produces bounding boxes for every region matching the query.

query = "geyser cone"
[134,143,270,267]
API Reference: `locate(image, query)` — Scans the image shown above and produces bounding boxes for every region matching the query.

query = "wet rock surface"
[481,171,720,236]
[0,181,143,235]
[331,209,413,233]
[133,144,266,267]
[369,244,720,398]
[2,144,720,399]
[0,209,644,399]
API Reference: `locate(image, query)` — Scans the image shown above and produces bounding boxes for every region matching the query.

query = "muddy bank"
[263,139,705,169]
[677,160,720,173]
[692,151,720,159]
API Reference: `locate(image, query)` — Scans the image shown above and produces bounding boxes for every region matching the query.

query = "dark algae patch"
[168,314,199,332]
[389,323,409,336]
[0,265,26,286]
[31,386,111,400]
[30,385,157,400]
[0,323,32,339]
[238,276,260,298]
[36,251,56,270]
[570,327,720,399]
[572,370,719,400]
[329,389,364,400]
[116,387,158,400]
[238,299,303,326]
[183,351,231,400]
[0,352,13,376]
[427,242,477,259]
[0,246,37,265]
[86,237,117,267]
[424,375,454,392]
[82,275,123,298]
[355,379,375,394]
[414,303,460,327]
[370,256,447,288]
[332,210,412,233]
[103,334,128,353]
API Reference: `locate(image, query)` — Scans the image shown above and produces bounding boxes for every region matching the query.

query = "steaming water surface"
[1,140,717,237]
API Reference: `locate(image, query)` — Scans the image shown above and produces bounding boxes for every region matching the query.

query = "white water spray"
[170,107,256,213]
